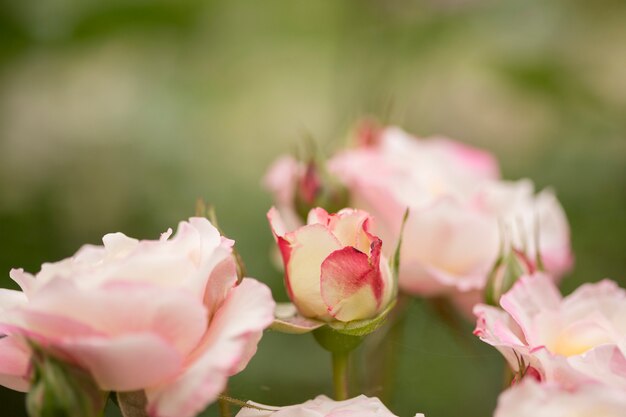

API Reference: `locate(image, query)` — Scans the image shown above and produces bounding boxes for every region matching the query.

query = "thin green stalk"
[218,386,231,417]
[217,395,275,412]
[332,351,349,401]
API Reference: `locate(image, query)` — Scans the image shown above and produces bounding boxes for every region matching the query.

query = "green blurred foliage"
[0,0,624,416]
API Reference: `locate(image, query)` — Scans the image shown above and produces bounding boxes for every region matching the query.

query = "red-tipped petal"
[320,239,385,322]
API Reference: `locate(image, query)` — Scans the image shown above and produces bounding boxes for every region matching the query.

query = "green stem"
[332,351,349,401]
[217,395,275,412]
[218,387,232,417]
[375,293,410,403]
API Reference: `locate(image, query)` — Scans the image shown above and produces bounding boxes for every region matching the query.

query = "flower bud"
[484,248,534,306]
[268,207,394,324]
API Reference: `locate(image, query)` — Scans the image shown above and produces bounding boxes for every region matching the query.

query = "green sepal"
[485,251,526,306]
[313,325,364,354]
[327,298,396,337]
[26,345,107,417]
[270,302,324,334]
[389,208,410,299]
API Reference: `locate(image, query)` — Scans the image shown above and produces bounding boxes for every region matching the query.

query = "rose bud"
[268,207,395,324]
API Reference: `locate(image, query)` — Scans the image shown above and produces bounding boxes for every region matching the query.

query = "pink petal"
[568,344,626,389]
[0,289,27,316]
[62,334,183,391]
[203,257,238,319]
[398,198,499,295]
[284,224,342,319]
[0,336,30,392]
[307,207,332,226]
[8,269,36,295]
[0,309,106,344]
[327,209,373,254]
[500,273,562,347]
[267,206,289,238]
[473,304,530,372]
[320,240,384,322]
[262,155,300,207]
[432,137,500,180]
[25,278,208,356]
[146,278,274,417]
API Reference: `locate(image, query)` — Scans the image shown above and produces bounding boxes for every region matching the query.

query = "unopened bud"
[485,248,534,306]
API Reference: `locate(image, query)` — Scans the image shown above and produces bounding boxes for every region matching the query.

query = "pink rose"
[494,378,626,417]
[0,217,276,417]
[268,207,394,323]
[474,273,626,390]
[235,395,425,417]
[329,126,572,300]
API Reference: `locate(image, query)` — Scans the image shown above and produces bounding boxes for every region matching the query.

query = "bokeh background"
[1,0,624,416]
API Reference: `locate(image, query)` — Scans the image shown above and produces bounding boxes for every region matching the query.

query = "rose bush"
[268,207,394,323]
[235,394,424,417]
[474,273,626,389]
[0,217,275,417]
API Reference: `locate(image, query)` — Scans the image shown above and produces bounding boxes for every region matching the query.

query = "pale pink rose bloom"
[330,126,573,300]
[268,207,394,322]
[329,127,501,296]
[235,395,425,417]
[0,218,275,417]
[494,378,626,417]
[474,273,626,389]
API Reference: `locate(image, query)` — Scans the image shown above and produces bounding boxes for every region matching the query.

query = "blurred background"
[0,0,624,416]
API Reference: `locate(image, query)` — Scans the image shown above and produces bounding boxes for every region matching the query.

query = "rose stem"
[332,351,350,401]
[218,386,232,417]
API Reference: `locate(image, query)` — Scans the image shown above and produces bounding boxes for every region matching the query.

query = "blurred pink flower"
[328,126,572,300]
[0,217,275,417]
[263,155,305,232]
[235,394,424,417]
[268,207,394,322]
[494,378,626,417]
[474,273,626,390]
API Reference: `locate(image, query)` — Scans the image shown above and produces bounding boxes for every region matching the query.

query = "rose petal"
[320,242,383,322]
[284,224,342,319]
[63,333,183,391]
[0,336,30,392]
[146,278,274,417]
[500,273,562,347]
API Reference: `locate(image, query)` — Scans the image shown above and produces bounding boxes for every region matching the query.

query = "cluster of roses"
[0,123,624,417]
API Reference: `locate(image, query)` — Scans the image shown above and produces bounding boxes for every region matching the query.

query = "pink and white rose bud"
[474,273,626,390]
[235,395,424,417]
[0,218,276,417]
[494,378,626,417]
[329,125,573,302]
[268,207,394,323]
